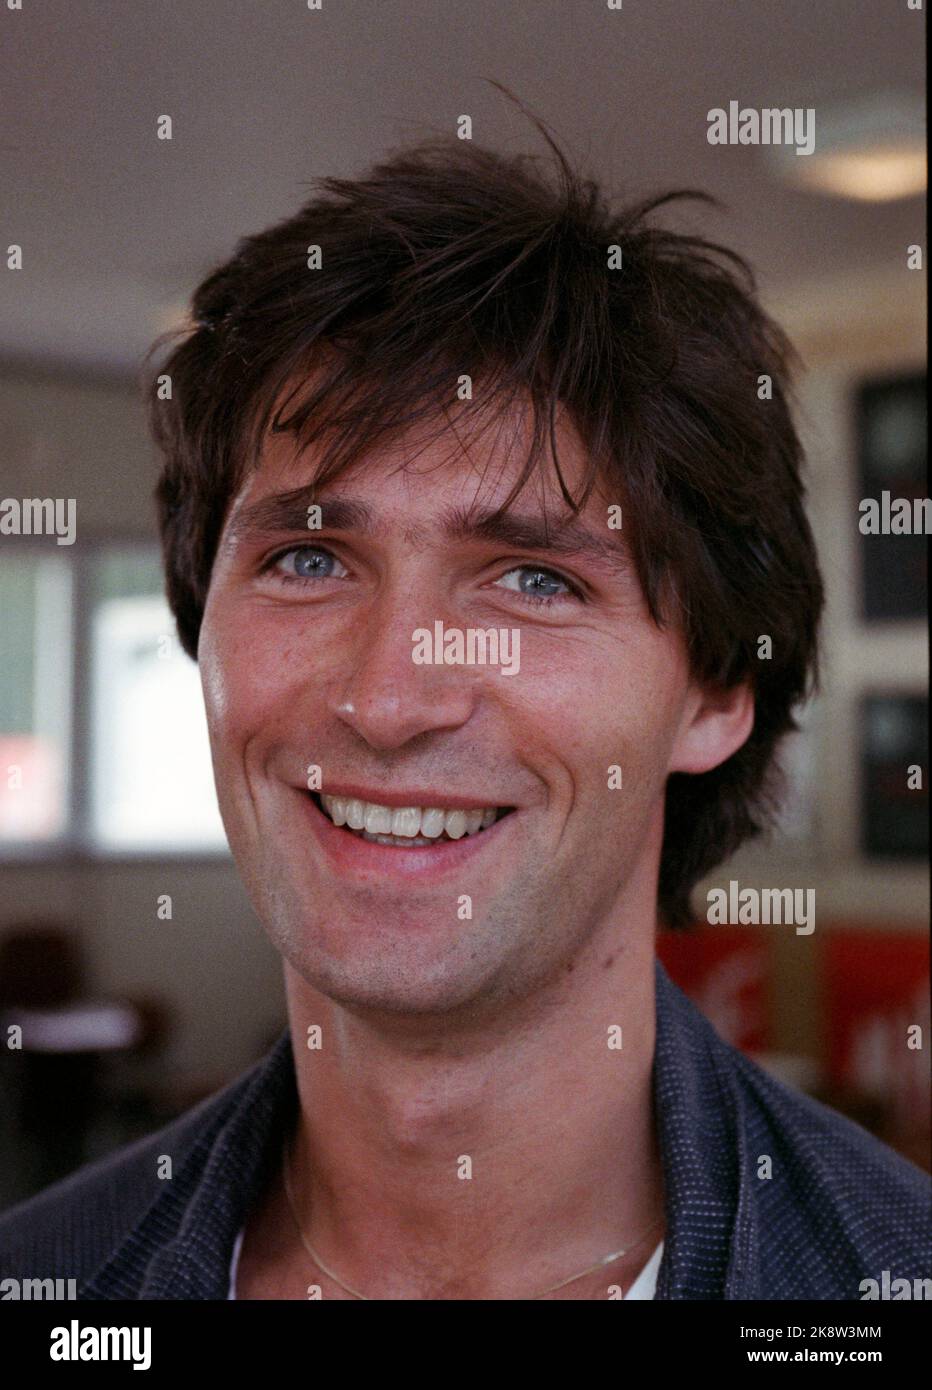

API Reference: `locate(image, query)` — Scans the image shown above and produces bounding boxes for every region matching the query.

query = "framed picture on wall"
[855,372,927,622]
[860,693,929,860]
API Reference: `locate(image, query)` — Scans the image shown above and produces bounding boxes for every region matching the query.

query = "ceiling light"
[769,89,925,202]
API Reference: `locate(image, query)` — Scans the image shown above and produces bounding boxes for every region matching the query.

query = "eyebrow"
[227,486,629,580]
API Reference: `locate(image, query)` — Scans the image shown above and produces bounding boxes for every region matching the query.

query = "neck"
[280,925,663,1300]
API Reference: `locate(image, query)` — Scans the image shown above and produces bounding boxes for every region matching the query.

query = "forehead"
[228,383,615,537]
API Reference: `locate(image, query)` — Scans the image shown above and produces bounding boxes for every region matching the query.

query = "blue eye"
[495,567,581,605]
[269,546,348,582]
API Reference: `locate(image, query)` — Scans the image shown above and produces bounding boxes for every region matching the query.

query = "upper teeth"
[319,795,499,839]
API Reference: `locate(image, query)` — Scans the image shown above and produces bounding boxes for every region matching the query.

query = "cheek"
[198,598,297,755]
[518,635,688,812]
[521,633,686,742]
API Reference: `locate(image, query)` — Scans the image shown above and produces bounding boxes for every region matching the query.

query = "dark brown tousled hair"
[144,104,823,929]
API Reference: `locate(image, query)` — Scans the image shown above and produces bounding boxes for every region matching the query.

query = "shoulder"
[656,963,930,1298]
[722,1041,931,1293]
[0,1054,266,1286]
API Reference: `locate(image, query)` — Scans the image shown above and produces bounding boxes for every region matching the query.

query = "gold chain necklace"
[281,1135,663,1301]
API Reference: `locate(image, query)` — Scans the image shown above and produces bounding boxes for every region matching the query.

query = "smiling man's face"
[198,399,750,1021]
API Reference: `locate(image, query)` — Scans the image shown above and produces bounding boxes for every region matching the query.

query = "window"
[88,549,227,852]
[0,552,71,843]
[0,543,228,857]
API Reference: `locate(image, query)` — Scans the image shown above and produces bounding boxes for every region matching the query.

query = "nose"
[327,592,481,751]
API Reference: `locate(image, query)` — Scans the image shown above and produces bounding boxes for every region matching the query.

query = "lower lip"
[300,791,515,883]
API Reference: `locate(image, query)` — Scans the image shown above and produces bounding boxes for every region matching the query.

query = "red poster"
[822,930,930,1138]
[657,927,769,1053]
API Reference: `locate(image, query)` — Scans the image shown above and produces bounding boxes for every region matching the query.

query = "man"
[1,133,929,1300]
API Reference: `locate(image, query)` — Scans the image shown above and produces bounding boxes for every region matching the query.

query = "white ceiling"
[0,0,924,379]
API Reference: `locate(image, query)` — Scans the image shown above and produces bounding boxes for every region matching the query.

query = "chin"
[284,933,502,1020]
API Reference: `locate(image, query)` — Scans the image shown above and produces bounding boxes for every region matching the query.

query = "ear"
[668,679,755,775]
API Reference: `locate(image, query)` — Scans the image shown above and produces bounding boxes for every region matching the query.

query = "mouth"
[309,791,515,849]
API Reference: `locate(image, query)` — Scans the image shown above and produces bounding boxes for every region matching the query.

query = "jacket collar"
[651,960,758,1298]
[82,959,756,1299]
[81,1029,298,1299]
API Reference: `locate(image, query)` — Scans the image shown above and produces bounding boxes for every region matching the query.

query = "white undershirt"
[227,1228,663,1300]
